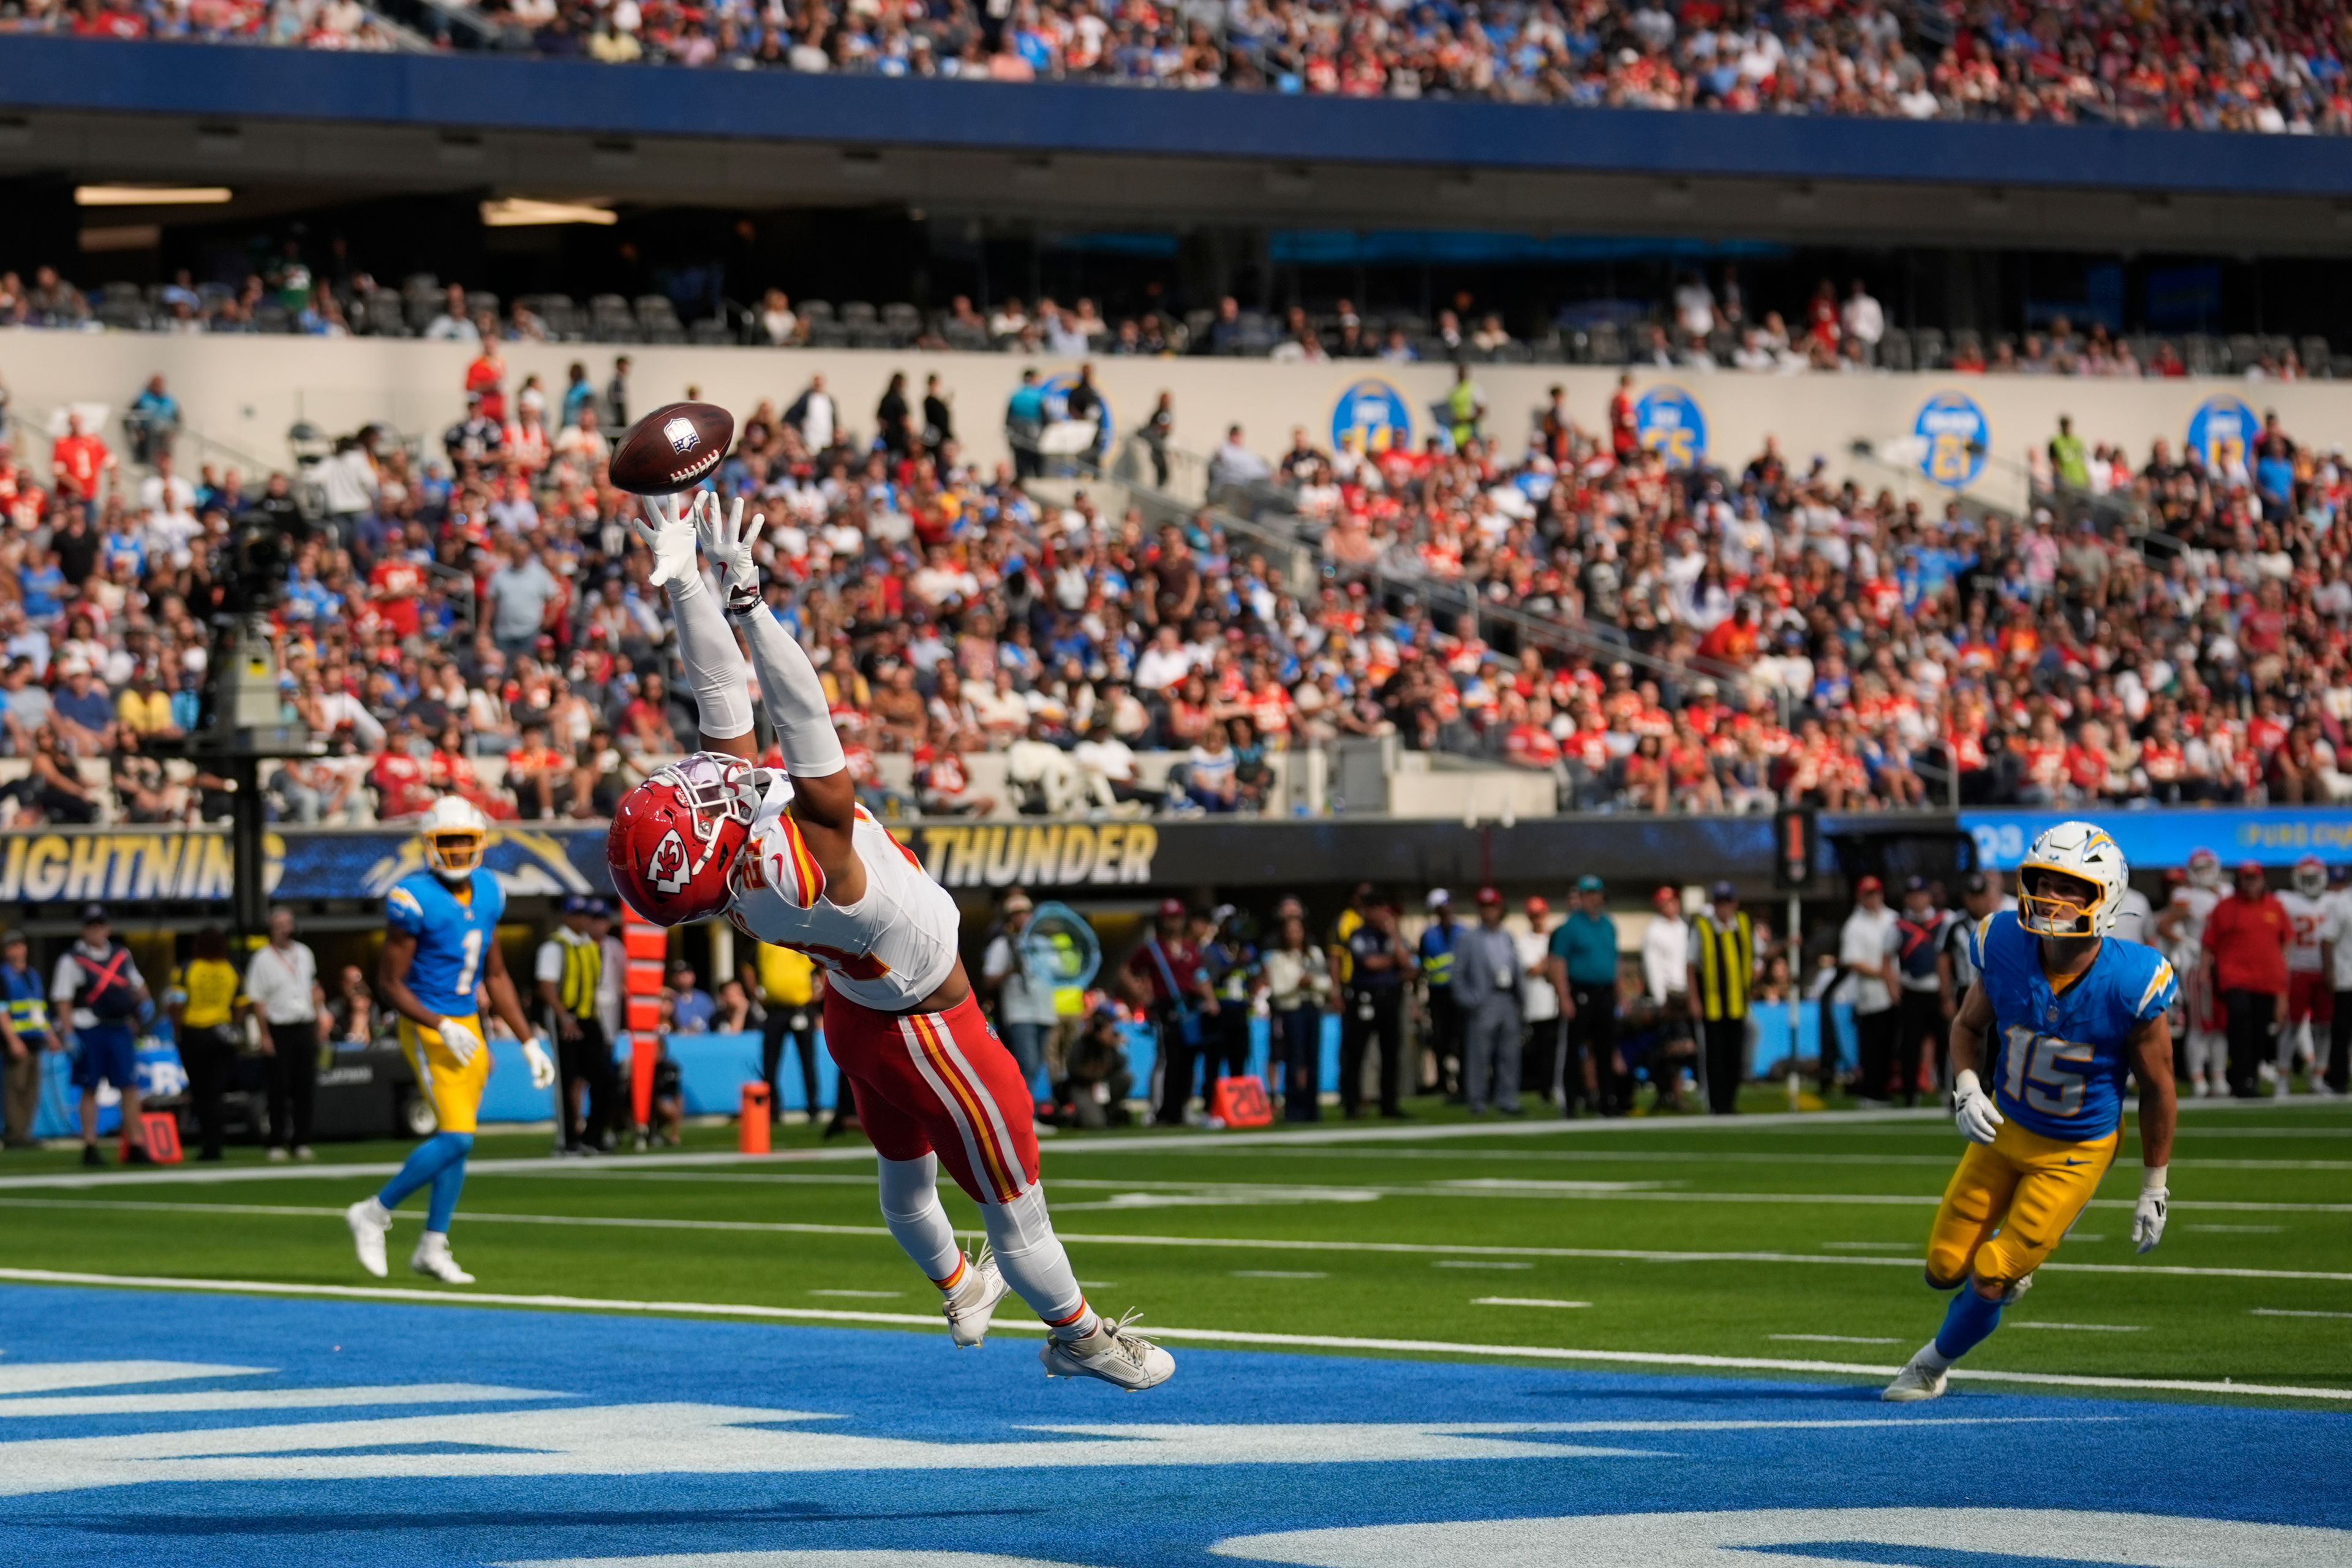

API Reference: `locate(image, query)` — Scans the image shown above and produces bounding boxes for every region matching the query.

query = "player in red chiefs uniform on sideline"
[2203,862,2290,1100]
[605,489,1173,1391]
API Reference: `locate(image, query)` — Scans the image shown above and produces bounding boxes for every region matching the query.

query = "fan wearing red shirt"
[1608,374,1638,461]
[369,745,435,820]
[371,556,426,639]
[1696,606,1760,667]
[464,346,508,423]
[51,417,111,501]
[2203,863,2290,1098]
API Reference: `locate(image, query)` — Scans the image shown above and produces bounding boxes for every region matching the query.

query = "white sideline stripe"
[2009,1323,2146,1333]
[2251,1308,2352,1319]
[3,1267,2349,1404]
[11,1197,2352,1283]
[0,1098,2339,1193]
[0,1383,559,1417]
[1770,1335,1899,1345]
[1474,1298,1591,1309]
[1232,1148,2352,1171]
[1231,1271,1329,1280]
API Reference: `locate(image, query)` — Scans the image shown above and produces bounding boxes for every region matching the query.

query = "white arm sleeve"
[666,570,754,742]
[732,605,846,778]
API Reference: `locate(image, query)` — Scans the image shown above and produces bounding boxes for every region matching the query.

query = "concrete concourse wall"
[2,327,2346,516]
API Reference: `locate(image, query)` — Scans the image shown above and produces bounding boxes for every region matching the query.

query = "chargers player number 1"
[455,929,482,997]
[2002,1025,2090,1117]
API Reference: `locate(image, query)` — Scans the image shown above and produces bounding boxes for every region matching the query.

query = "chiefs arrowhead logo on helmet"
[606,753,761,926]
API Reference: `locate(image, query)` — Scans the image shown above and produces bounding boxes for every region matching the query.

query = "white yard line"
[807,1289,903,1299]
[1432,1261,1535,1270]
[2250,1308,2352,1319]
[8,1196,2351,1283]
[1474,1297,1591,1309]
[1230,1270,1329,1280]
[2008,1322,2146,1333]
[2187,1224,2285,1234]
[2,1265,2347,1404]
[0,1383,559,1417]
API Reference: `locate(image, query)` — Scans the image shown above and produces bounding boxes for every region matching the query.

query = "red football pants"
[824,986,1041,1205]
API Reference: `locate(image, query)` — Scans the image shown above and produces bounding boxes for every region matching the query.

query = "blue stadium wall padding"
[2,39,2349,198]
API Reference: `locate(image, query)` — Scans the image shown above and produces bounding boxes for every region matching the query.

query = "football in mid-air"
[609,401,734,495]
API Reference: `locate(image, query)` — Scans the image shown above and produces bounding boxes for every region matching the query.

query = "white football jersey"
[2163,883,2218,984]
[2278,889,2329,974]
[2111,887,2153,946]
[724,772,961,1011]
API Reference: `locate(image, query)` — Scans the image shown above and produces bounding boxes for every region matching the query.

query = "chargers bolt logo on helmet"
[606,752,761,926]
[2016,820,2128,940]
[420,796,490,885]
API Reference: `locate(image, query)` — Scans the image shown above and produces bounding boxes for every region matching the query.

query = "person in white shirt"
[1841,280,1885,358]
[243,907,327,1161]
[1640,886,1696,1108]
[1838,875,1901,1103]
[982,892,1063,1105]
[1518,896,1564,1107]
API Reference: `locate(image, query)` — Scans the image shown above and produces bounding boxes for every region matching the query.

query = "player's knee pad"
[1924,1268,1967,1292]
[875,1153,942,1221]
[978,1184,1054,1256]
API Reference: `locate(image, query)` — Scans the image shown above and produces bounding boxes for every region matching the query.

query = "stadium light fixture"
[75,185,233,206]
[481,198,617,228]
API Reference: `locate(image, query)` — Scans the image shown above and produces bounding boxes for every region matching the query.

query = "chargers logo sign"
[2188,396,2256,473]
[1330,379,1414,455]
[1634,386,1706,469]
[1915,391,1988,489]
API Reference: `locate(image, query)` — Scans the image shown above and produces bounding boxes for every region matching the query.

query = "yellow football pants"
[399,1013,491,1136]
[1924,1117,2118,1289]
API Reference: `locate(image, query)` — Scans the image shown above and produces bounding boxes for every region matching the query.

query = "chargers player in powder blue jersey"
[346,798,552,1284]
[1885,820,2178,1401]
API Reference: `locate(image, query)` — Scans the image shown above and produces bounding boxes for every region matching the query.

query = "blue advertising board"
[1633,385,1707,469]
[1962,807,2352,871]
[1330,377,1414,454]
[1913,390,1989,489]
[2186,394,2257,473]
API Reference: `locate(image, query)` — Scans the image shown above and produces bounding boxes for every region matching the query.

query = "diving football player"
[345,797,554,1283]
[1884,820,2177,1401]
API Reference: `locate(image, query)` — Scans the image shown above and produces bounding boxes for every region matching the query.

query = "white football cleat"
[1881,1343,1950,1403]
[410,1232,475,1284]
[941,1245,1011,1348]
[1039,1309,1175,1391]
[2310,1078,2340,1099]
[345,1198,391,1279]
[2191,1077,2213,1099]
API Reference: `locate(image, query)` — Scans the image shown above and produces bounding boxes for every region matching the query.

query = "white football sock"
[981,1183,1095,1338]
[876,1155,965,1286]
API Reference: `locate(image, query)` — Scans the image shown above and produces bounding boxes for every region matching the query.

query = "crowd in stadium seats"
[26,0,2351,135]
[9,263,2343,383]
[0,344,2345,829]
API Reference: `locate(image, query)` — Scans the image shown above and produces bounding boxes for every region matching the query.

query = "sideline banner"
[1962,808,2352,871]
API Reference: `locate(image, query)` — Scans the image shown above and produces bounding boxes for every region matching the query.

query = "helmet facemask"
[2018,865,2103,939]
[2293,859,2326,899]
[424,826,486,884]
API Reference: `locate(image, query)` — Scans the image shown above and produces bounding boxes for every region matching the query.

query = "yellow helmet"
[421,796,490,884]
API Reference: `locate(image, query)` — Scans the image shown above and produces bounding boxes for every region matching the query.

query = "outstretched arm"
[633,492,755,760]
[696,496,854,835]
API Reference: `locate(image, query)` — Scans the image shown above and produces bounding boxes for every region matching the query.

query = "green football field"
[3,1093,2348,1406]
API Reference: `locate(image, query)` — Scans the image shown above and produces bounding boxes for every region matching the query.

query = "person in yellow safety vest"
[1,929,53,1150]
[2048,415,2090,492]
[1329,882,1372,987]
[747,939,828,1130]
[1445,364,1485,451]
[536,894,620,1155]
[1685,880,1758,1117]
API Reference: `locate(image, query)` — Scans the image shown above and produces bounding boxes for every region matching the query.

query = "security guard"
[1418,889,1463,1099]
[536,894,617,1155]
[1,930,50,1151]
[1686,880,1757,1116]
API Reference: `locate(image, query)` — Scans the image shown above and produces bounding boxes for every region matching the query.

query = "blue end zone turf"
[2,1284,2346,1567]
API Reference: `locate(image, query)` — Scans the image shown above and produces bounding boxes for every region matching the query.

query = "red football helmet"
[606,753,761,925]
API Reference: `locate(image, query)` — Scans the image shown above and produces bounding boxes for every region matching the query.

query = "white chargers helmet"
[2016,820,2129,940]
[2293,854,2326,899]
[420,794,491,885]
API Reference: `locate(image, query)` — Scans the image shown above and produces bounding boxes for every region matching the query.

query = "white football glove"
[2133,1167,2169,1253]
[629,492,702,590]
[1952,1068,2004,1145]
[521,1035,557,1091]
[434,1016,483,1067]
[694,491,767,615]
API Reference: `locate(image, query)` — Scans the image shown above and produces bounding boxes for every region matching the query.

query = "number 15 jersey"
[386,868,507,1020]
[1966,910,2176,1142]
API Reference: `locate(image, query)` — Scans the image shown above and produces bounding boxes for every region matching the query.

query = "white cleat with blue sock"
[345,1198,391,1279]
[1882,1343,1951,1402]
[410,1231,475,1284]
